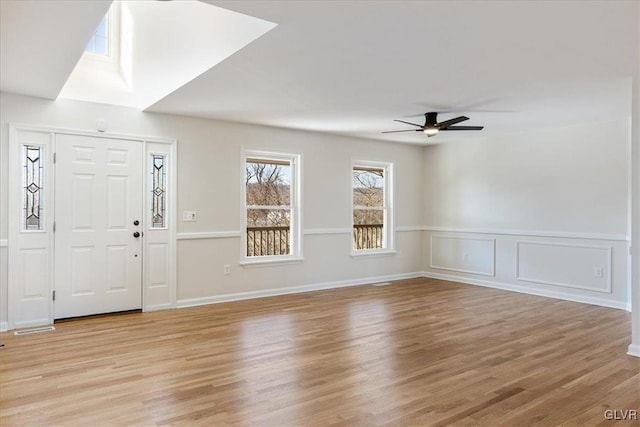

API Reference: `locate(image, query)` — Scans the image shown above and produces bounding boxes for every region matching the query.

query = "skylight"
[85,14,109,56]
[59,0,277,110]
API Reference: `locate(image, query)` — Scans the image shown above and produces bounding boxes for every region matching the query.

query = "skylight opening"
[85,14,110,56]
[60,0,277,109]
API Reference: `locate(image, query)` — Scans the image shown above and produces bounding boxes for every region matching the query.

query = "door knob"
[133,231,140,238]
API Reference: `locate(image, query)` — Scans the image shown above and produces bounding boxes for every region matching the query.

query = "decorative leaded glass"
[151,154,166,228]
[23,145,44,231]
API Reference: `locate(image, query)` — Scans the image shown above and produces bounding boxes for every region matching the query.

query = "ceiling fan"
[382,112,484,137]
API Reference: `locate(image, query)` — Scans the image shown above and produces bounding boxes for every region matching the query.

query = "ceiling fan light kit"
[382,112,484,138]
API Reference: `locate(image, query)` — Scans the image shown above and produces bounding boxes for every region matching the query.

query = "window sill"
[239,256,304,268]
[350,249,398,258]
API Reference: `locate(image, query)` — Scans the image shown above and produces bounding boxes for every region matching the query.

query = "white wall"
[0,92,425,327]
[0,91,634,329]
[422,120,631,309]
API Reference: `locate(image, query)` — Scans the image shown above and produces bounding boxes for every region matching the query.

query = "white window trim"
[240,150,303,265]
[351,159,395,256]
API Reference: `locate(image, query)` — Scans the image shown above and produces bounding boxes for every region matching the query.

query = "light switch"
[183,211,197,222]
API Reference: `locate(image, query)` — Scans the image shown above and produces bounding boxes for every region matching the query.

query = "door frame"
[8,123,177,329]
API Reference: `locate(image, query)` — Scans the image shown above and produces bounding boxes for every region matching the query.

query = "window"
[352,161,393,253]
[85,14,110,56]
[22,145,45,231]
[243,152,301,262]
[150,154,167,228]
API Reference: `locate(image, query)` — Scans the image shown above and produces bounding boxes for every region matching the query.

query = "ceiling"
[58,1,276,109]
[1,1,638,144]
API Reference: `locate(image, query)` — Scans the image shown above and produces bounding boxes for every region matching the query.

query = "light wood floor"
[1,278,639,426]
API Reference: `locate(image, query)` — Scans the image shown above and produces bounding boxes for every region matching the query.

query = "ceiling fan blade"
[441,125,484,131]
[436,116,469,128]
[393,119,424,128]
[381,129,421,133]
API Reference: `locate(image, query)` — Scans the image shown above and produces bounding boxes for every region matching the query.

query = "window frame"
[82,3,120,66]
[85,13,111,57]
[351,160,395,256]
[240,150,303,266]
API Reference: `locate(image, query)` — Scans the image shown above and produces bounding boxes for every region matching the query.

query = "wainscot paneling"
[516,241,612,293]
[430,235,495,276]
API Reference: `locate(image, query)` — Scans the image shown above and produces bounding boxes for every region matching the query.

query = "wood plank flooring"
[1,278,638,426]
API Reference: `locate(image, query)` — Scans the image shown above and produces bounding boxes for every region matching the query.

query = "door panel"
[55,134,143,319]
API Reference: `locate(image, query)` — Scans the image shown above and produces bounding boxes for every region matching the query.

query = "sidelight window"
[150,154,167,229]
[22,145,45,231]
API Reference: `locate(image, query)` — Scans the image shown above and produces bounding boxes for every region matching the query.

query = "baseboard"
[144,303,174,312]
[11,318,53,330]
[177,271,424,308]
[421,271,629,311]
[0,321,8,332]
[627,344,640,357]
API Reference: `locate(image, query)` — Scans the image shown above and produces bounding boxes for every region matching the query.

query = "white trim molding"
[177,231,241,240]
[423,226,628,242]
[0,240,7,248]
[515,241,613,294]
[350,249,398,258]
[422,271,629,311]
[304,228,351,235]
[144,303,174,312]
[628,344,640,357]
[0,321,8,332]
[9,122,175,145]
[395,226,425,232]
[177,272,423,308]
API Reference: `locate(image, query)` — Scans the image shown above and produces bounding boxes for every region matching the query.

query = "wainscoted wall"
[421,118,631,311]
[515,241,612,293]
[175,229,424,306]
[430,235,495,276]
[423,229,629,310]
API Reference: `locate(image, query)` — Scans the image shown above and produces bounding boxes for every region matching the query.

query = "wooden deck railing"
[353,224,383,250]
[246,226,290,256]
[246,223,384,256]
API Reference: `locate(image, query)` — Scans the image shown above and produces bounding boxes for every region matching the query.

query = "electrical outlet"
[224,264,231,275]
[594,267,604,278]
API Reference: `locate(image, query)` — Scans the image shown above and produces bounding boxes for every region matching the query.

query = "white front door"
[54,134,143,319]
